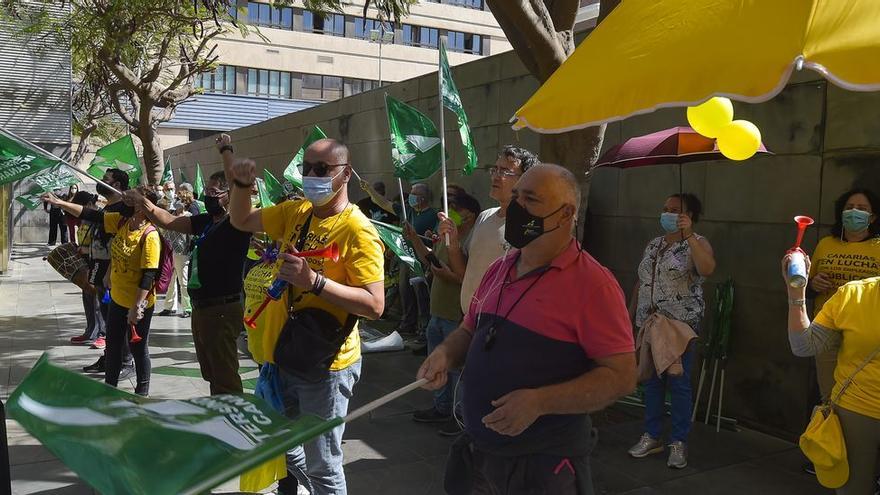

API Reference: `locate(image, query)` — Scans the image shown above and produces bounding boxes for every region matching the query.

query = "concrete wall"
[167,48,880,439]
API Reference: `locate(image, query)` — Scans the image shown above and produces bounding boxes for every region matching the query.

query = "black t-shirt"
[187,214,251,301]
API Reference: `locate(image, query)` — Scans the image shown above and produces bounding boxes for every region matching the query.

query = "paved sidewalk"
[1,243,831,494]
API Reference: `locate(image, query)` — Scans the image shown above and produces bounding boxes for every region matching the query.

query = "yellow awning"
[511,0,880,134]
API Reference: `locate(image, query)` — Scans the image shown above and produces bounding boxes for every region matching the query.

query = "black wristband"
[233,178,254,189]
[219,145,234,154]
[313,273,327,296]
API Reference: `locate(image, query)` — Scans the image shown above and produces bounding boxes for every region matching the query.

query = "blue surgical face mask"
[408,194,420,208]
[302,170,342,207]
[842,208,872,233]
[660,212,680,233]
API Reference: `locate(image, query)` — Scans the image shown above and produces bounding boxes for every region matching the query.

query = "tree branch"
[487,0,569,82]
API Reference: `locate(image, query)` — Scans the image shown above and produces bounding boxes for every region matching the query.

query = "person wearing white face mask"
[807,189,880,405]
[221,134,385,495]
[627,193,715,469]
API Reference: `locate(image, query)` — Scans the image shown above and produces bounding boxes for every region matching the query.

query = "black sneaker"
[438,419,463,437]
[83,356,105,373]
[413,407,451,423]
[157,309,176,317]
[118,365,136,380]
[179,310,191,319]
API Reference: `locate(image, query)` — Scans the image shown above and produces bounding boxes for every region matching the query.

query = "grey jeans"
[279,360,362,495]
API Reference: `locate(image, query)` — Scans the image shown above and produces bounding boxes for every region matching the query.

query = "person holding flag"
[221,133,384,495]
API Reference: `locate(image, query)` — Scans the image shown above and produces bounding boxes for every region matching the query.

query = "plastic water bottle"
[787,250,807,288]
[101,289,111,304]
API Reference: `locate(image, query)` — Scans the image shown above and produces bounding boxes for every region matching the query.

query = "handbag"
[272,212,357,382]
[800,345,880,489]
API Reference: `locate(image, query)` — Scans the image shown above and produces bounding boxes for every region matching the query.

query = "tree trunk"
[136,101,163,186]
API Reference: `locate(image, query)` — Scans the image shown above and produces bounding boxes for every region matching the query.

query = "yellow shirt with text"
[104,212,161,309]
[243,260,277,364]
[258,199,384,370]
[810,236,880,313]
[814,276,880,419]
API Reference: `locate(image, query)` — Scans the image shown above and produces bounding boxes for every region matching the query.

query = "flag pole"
[345,378,429,423]
[397,178,408,224]
[438,39,450,246]
[0,126,123,196]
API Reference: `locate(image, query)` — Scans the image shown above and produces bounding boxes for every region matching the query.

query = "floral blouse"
[635,235,706,330]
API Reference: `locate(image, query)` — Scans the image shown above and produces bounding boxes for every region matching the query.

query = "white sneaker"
[628,433,664,458]
[667,441,688,469]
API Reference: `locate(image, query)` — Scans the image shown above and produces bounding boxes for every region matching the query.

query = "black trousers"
[47,212,68,245]
[105,301,154,395]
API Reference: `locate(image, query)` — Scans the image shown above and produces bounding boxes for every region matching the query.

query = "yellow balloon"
[717,120,762,161]
[687,97,734,138]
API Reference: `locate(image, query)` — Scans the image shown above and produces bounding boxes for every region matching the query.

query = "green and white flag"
[86,135,142,185]
[15,164,82,210]
[370,219,424,277]
[194,163,205,199]
[0,127,61,185]
[385,95,442,181]
[161,157,174,184]
[8,355,343,495]
[263,169,286,204]
[255,178,274,207]
[440,43,478,175]
[284,126,326,189]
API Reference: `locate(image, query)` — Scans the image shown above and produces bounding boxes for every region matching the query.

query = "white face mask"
[165,190,176,201]
[302,169,344,207]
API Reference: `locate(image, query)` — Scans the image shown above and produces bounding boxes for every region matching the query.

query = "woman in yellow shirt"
[45,188,162,396]
[808,188,880,399]
[783,251,880,494]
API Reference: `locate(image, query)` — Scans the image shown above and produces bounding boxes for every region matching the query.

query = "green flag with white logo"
[8,354,343,495]
[86,135,142,185]
[0,127,61,185]
[385,95,442,181]
[194,163,205,199]
[161,157,174,184]
[255,178,274,208]
[15,164,82,209]
[370,219,424,277]
[263,169,286,204]
[283,126,326,189]
[440,43,478,175]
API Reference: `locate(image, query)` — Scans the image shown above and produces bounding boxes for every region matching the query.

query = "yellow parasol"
[511,0,880,133]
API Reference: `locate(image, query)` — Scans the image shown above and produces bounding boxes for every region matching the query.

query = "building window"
[419,26,439,48]
[447,30,465,52]
[304,11,344,36]
[246,2,292,29]
[464,33,482,55]
[343,77,380,97]
[401,24,416,46]
[351,17,383,39]
[196,65,235,94]
[301,74,323,99]
[424,0,484,9]
[244,68,292,97]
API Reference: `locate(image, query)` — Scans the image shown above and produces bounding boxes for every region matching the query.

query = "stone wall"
[167,49,880,439]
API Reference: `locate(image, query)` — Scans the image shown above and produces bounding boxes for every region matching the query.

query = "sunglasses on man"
[300,161,349,177]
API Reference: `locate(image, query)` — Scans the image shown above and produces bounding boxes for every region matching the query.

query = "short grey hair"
[543,163,581,217]
[178,182,193,193]
[412,183,432,202]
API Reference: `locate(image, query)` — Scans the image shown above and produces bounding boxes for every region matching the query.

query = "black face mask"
[504,200,565,249]
[96,183,114,198]
[204,195,225,216]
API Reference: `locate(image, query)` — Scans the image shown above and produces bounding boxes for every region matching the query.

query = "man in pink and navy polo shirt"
[418,164,637,494]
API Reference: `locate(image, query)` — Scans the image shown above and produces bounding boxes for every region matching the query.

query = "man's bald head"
[542,163,581,216]
[305,138,349,165]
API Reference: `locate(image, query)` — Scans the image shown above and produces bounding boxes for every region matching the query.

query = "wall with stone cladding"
[167,50,880,439]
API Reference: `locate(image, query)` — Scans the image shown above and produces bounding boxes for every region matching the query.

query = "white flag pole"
[345,378,429,423]
[0,126,123,196]
[438,39,450,246]
[397,177,408,224]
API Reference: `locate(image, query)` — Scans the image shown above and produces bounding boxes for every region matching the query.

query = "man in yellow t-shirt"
[221,134,384,495]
